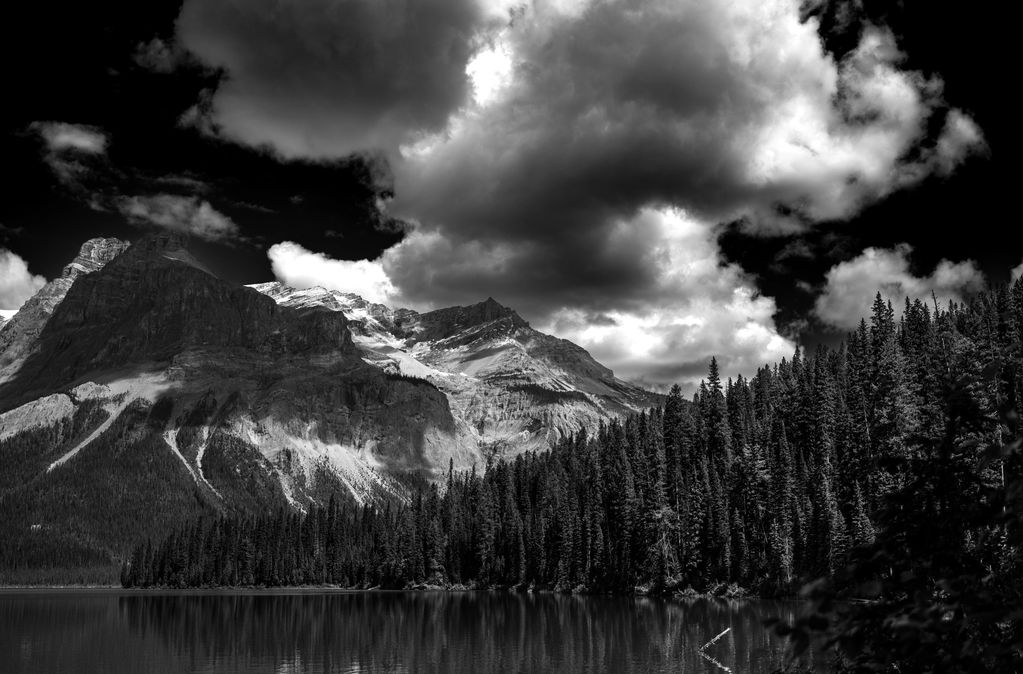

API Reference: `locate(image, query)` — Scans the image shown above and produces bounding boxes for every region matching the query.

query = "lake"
[0,590,824,673]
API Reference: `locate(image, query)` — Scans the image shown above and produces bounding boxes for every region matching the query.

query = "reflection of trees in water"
[115,593,814,673]
[0,595,122,672]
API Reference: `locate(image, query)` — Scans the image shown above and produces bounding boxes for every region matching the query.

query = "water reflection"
[0,590,824,673]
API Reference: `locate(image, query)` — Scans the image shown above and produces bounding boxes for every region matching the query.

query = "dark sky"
[722,0,1016,342]
[0,2,403,283]
[0,0,1014,390]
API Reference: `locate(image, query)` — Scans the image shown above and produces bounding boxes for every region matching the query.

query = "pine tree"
[850,482,875,548]
[662,384,686,507]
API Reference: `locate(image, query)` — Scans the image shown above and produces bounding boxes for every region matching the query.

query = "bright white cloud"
[30,121,110,187]
[268,241,398,305]
[0,249,47,311]
[1011,259,1023,283]
[32,121,108,155]
[117,194,240,242]
[933,110,986,175]
[536,208,794,389]
[815,244,986,330]
[745,28,934,223]
[466,38,513,106]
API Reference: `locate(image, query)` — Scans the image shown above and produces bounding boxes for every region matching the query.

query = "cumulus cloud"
[1012,260,1023,283]
[176,0,505,158]
[175,0,984,388]
[0,249,47,311]
[932,110,986,174]
[532,208,794,389]
[814,244,986,330]
[267,241,397,305]
[117,194,240,242]
[30,121,109,187]
[32,121,108,155]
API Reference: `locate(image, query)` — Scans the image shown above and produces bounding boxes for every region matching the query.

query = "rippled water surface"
[0,589,825,673]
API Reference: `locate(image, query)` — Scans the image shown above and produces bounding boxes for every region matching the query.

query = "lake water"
[0,590,823,673]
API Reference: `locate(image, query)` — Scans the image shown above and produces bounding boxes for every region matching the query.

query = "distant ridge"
[0,235,659,573]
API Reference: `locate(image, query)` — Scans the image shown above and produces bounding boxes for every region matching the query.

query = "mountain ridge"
[248,280,659,457]
[0,237,131,384]
[0,235,658,573]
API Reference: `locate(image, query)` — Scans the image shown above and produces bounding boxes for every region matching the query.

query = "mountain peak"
[479,296,515,315]
[59,237,131,280]
[120,232,215,276]
[414,297,528,342]
[132,230,186,250]
[0,237,130,382]
[470,296,520,319]
[471,296,526,325]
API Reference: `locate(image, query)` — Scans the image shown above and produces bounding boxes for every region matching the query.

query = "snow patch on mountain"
[248,281,660,462]
[162,427,201,485]
[247,282,448,381]
[191,427,222,499]
[48,397,129,472]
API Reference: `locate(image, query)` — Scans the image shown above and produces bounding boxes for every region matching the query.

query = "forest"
[123,283,1023,669]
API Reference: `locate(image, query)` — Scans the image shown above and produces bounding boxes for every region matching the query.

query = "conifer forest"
[125,281,1023,649]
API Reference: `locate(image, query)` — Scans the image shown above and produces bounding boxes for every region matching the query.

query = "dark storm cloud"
[175,0,500,159]
[396,2,768,241]
[386,0,981,322]
[172,0,984,388]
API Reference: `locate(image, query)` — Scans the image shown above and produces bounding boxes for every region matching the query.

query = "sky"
[0,0,1016,392]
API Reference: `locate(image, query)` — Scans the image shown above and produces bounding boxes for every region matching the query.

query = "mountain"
[248,283,659,456]
[0,235,656,575]
[0,237,130,383]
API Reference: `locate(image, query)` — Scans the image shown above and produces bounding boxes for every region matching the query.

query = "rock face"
[0,237,130,382]
[248,283,660,457]
[0,234,355,409]
[0,235,657,570]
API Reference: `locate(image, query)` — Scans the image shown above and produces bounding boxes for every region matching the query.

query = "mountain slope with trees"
[0,235,661,584]
[125,280,1023,608]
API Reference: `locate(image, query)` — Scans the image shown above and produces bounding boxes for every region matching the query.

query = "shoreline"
[0,582,798,600]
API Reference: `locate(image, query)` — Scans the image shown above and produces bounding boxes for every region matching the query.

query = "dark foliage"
[125,280,1023,630]
[777,281,1023,671]
[0,399,209,577]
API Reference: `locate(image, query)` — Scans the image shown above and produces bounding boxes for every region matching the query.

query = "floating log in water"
[699,627,731,652]
[699,650,731,673]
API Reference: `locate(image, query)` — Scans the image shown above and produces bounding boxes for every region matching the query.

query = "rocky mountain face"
[0,237,130,383]
[0,235,656,571]
[249,284,660,457]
